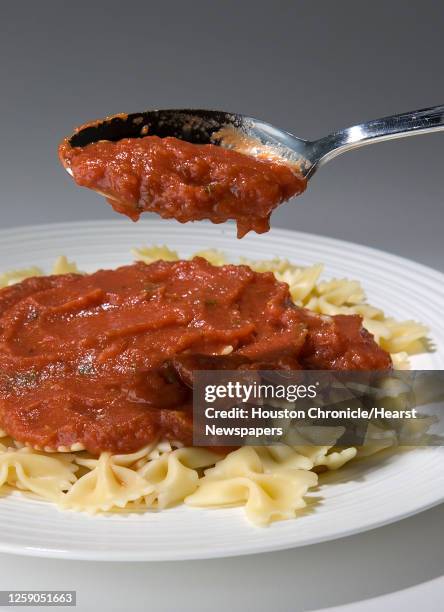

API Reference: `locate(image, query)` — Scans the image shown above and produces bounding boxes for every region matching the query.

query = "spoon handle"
[309,105,444,173]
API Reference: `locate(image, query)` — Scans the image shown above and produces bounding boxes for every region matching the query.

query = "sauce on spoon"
[59,127,307,238]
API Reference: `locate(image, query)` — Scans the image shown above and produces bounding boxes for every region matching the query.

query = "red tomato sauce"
[59,135,307,238]
[0,259,391,454]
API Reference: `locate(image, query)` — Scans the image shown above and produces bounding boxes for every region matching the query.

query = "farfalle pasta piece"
[295,445,357,470]
[52,255,81,275]
[316,447,357,470]
[243,258,324,304]
[0,447,77,501]
[185,447,317,526]
[379,319,429,354]
[253,445,314,472]
[105,442,162,470]
[318,278,365,304]
[192,249,227,266]
[280,265,324,304]
[390,352,411,370]
[305,279,366,315]
[132,245,179,264]
[138,448,219,509]
[0,266,43,288]
[354,423,399,458]
[61,452,154,512]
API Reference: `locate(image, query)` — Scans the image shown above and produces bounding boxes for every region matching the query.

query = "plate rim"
[0,219,442,561]
[1,218,443,281]
[0,484,442,562]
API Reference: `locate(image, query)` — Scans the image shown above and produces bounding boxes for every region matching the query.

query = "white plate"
[0,219,443,561]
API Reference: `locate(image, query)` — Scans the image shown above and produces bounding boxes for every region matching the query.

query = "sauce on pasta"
[0,258,391,454]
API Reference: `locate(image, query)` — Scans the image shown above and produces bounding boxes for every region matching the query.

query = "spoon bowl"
[65,105,444,180]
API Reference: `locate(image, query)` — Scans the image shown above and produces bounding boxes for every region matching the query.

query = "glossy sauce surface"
[0,259,391,454]
[60,135,307,238]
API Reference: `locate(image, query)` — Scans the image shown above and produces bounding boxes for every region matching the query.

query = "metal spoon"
[64,105,444,178]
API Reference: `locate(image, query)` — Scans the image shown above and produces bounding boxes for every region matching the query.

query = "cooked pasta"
[185,447,318,526]
[0,247,430,526]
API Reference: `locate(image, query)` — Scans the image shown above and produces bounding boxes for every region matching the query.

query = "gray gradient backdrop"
[0,0,443,271]
[0,2,443,612]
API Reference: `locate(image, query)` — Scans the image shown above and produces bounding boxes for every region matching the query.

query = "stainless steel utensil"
[64,105,444,179]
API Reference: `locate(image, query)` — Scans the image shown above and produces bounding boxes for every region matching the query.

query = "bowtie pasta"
[0,248,429,526]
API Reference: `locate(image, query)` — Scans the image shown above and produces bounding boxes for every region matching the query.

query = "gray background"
[0,0,443,271]
[0,1,443,611]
